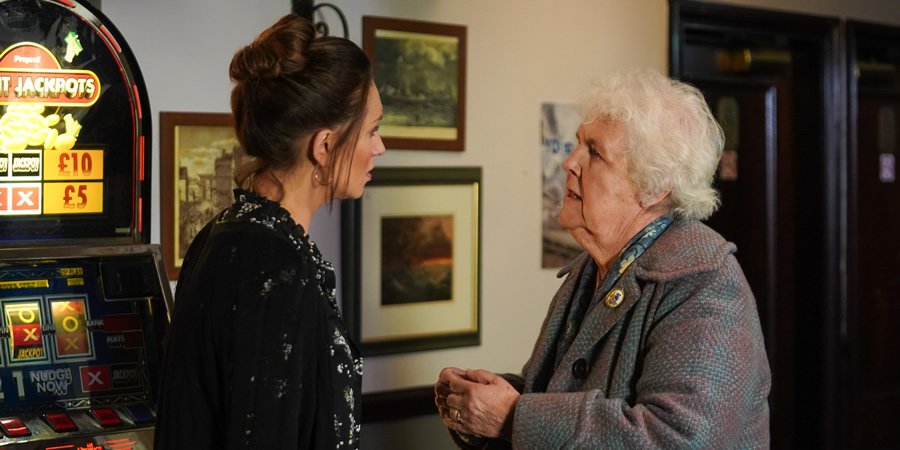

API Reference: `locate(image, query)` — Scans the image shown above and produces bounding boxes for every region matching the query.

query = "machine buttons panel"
[43,413,77,432]
[0,417,30,437]
[121,405,154,424]
[89,408,121,427]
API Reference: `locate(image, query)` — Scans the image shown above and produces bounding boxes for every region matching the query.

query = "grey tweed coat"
[460,218,771,449]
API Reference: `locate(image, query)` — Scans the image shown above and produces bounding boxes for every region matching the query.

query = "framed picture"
[363,16,467,151]
[159,112,242,280]
[341,167,481,355]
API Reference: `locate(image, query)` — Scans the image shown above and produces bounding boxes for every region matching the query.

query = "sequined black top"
[155,190,362,450]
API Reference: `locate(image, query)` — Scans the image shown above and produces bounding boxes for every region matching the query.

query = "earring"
[313,165,334,186]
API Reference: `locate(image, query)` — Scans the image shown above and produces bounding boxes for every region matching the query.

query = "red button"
[43,413,77,432]
[0,418,30,436]
[89,408,121,427]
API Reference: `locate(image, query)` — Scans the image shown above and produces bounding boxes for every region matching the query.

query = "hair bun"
[229,42,281,81]
[230,14,316,83]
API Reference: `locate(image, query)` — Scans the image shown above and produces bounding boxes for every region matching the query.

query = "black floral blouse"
[155,190,363,450]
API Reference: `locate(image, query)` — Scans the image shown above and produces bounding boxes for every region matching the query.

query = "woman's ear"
[640,190,670,210]
[310,128,334,167]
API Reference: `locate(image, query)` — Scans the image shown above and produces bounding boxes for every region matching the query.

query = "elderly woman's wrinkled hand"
[434,367,520,441]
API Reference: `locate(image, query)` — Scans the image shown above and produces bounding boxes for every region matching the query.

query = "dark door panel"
[849,21,900,447]
[671,1,841,448]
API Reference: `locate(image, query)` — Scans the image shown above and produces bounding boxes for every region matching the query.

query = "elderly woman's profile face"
[559,119,645,249]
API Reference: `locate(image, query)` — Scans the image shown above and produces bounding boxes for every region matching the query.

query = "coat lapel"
[523,253,589,393]
[548,269,643,391]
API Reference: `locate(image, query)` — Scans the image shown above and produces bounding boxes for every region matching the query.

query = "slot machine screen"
[0,0,150,245]
[0,246,169,448]
[0,259,162,409]
[0,1,165,448]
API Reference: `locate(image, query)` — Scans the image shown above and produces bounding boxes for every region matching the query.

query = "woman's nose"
[562,147,581,176]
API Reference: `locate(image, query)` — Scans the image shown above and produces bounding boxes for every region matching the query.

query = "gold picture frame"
[159,112,241,280]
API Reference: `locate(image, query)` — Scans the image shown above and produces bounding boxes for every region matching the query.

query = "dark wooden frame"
[341,167,481,356]
[362,385,436,423]
[159,112,235,280]
[363,16,467,151]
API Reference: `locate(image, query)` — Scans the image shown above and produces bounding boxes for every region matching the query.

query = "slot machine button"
[0,418,31,437]
[43,413,77,432]
[120,405,154,424]
[89,408,122,427]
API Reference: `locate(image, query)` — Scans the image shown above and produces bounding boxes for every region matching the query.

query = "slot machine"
[0,0,170,449]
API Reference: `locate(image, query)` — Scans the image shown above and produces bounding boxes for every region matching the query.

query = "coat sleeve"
[511,257,771,448]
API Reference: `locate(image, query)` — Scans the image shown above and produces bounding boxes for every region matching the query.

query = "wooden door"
[671,2,842,448]
[847,21,900,449]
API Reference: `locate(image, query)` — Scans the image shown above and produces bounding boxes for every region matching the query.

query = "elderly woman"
[435,69,771,448]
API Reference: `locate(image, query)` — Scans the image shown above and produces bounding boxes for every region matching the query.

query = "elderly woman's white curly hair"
[580,69,724,220]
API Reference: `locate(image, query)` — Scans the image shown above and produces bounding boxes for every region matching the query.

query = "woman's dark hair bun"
[229,14,315,82]
[230,13,373,203]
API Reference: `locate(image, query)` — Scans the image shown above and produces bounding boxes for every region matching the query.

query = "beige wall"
[104,0,899,396]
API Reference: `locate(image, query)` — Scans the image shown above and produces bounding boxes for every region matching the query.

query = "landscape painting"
[380,214,453,305]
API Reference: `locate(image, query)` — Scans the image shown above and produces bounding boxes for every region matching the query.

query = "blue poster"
[541,103,582,268]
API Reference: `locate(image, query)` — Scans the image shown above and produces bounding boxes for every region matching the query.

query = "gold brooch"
[605,289,625,308]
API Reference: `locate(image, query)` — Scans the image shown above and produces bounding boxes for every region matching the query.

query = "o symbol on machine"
[62,316,79,333]
[17,309,35,323]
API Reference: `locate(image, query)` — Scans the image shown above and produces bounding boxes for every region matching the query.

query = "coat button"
[605,289,625,308]
[572,358,588,379]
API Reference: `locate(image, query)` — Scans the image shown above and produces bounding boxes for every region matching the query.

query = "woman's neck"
[253,164,328,234]
[578,210,665,284]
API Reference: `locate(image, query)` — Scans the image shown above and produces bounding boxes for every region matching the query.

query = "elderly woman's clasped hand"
[434,367,520,441]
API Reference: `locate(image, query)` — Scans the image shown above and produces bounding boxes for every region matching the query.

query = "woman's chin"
[348,185,367,199]
[557,212,582,231]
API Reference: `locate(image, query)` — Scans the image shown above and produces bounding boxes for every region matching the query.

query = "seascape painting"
[381,215,454,305]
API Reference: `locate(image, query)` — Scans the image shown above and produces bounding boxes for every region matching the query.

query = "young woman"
[155,14,384,450]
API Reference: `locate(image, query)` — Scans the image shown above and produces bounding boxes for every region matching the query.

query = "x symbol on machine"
[65,337,80,350]
[23,327,38,341]
[16,191,33,206]
[60,302,76,312]
[87,371,104,386]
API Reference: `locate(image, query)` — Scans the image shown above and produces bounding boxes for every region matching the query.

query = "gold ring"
[455,409,462,423]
